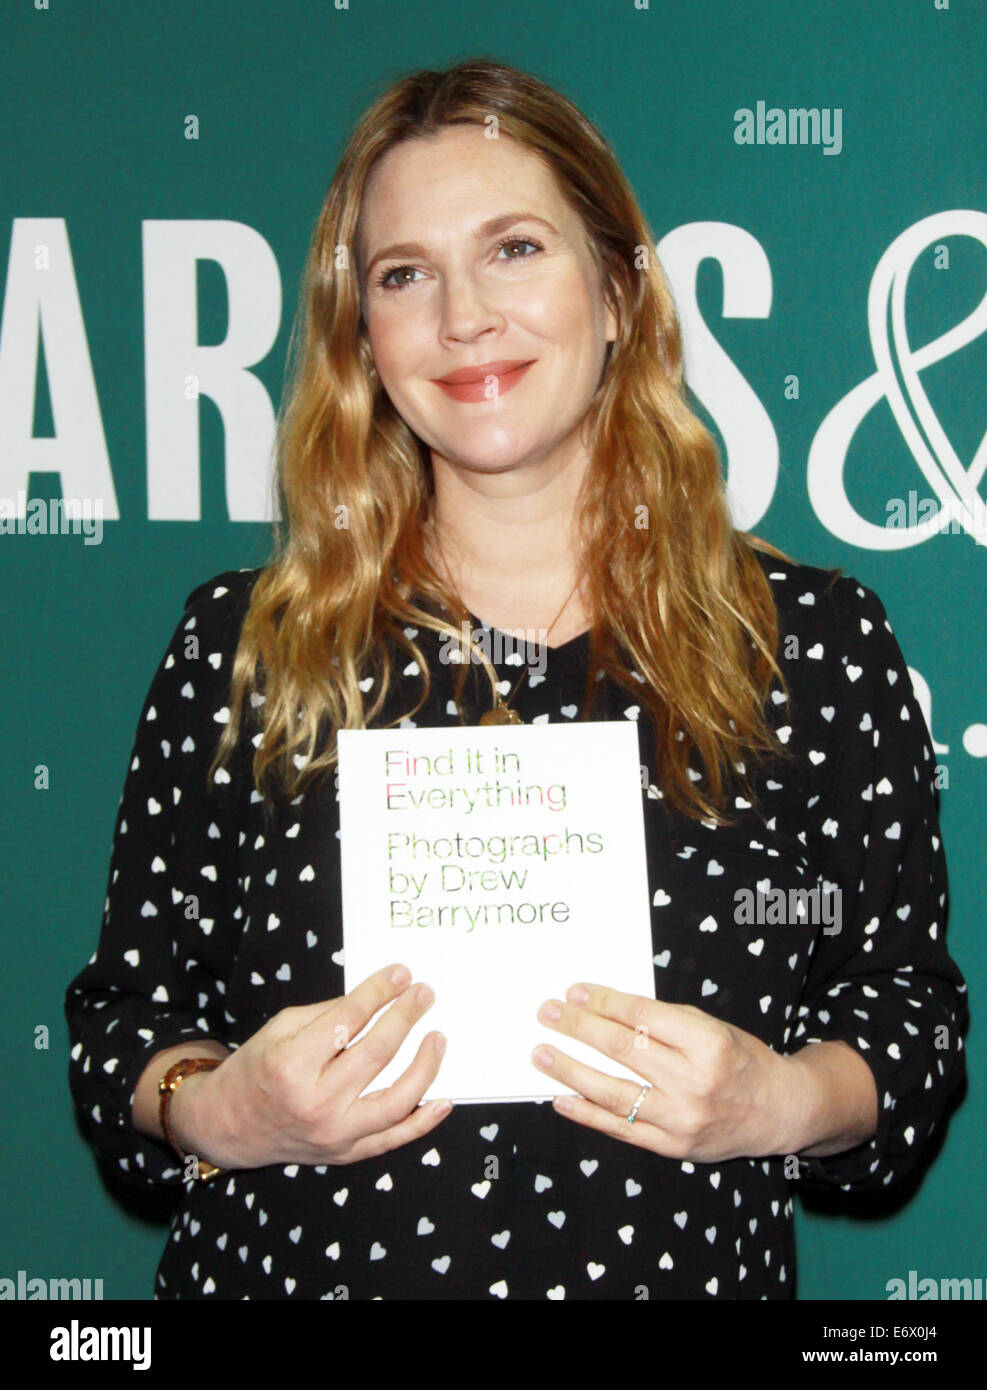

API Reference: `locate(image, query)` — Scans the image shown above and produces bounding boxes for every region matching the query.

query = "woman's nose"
[436,269,503,340]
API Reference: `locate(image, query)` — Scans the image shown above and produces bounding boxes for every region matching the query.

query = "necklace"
[430,524,585,726]
[479,573,583,725]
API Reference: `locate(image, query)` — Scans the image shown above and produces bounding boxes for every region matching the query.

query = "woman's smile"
[432,359,536,403]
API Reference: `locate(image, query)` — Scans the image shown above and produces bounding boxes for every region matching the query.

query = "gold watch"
[158,1057,224,1181]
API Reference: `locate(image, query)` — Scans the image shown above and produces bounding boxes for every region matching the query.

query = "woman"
[65,58,967,1300]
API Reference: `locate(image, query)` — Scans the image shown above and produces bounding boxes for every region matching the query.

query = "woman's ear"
[604,273,623,349]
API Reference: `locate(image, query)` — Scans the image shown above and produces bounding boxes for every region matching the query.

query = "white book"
[338,721,655,1104]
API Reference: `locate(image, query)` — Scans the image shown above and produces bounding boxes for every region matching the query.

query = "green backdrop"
[2,0,983,1300]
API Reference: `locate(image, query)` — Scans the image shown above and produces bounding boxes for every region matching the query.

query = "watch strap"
[158,1057,224,1181]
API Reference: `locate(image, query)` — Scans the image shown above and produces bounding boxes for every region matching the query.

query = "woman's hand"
[531,983,799,1163]
[172,964,451,1170]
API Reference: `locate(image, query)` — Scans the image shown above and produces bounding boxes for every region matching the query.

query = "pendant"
[480,704,522,726]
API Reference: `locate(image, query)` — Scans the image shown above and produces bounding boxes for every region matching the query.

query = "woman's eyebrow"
[363,211,560,279]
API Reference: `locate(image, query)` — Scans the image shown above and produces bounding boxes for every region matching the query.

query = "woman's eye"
[376,265,423,292]
[496,236,542,260]
[375,235,543,292]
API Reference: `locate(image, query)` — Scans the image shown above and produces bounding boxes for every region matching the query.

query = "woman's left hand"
[532,983,800,1163]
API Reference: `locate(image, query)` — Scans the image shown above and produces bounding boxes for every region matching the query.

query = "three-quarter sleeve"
[787,576,968,1193]
[65,571,256,1190]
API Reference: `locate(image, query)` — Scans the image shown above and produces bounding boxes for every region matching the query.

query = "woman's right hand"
[170,964,450,1170]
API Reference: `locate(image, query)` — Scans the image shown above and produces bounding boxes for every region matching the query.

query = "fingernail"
[538,1001,561,1022]
[390,965,411,987]
[433,1032,446,1056]
[432,1099,452,1117]
[416,983,435,1007]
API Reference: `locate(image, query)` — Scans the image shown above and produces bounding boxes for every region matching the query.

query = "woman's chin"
[431,436,554,475]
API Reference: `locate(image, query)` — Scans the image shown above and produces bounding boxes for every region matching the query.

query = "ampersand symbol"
[808,210,987,549]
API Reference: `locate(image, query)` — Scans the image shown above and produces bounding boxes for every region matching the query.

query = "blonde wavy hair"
[210,57,807,828]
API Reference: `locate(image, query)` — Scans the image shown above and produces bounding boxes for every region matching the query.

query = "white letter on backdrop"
[0,218,119,517]
[657,222,777,530]
[143,220,282,521]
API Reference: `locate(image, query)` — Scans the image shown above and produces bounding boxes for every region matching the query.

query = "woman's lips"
[432,361,534,402]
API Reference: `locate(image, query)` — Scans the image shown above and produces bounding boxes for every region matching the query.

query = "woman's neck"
[424,450,593,644]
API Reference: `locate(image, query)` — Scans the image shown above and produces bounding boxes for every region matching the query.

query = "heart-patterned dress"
[65,550,968,1299]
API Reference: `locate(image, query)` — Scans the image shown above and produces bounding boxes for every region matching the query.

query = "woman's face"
[356,124,617,477]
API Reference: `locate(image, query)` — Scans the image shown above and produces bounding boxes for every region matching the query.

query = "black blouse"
[64,551,968,1300]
